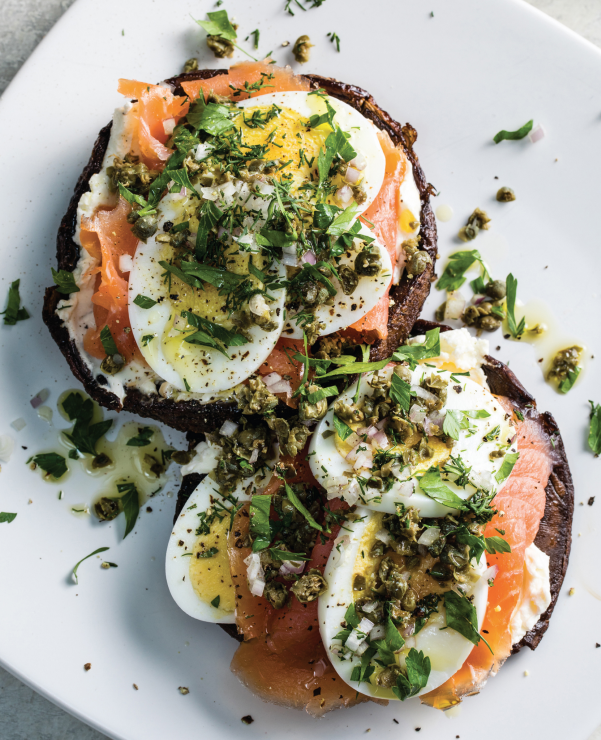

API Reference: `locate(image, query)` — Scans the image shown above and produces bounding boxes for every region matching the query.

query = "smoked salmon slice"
[421,403,555,709]
[349,130,406,342]
[180,60,310,102]
[227,452,379,716]
[80,198,142,362]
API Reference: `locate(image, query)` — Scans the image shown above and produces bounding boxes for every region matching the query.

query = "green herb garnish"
[52,269,80,295]
[493,120,533,144]
[114,482,140,539]
[393,648,431,700]
[1,279,29,326]
[126,426,154,447]
[194,10,258,61]
[0,512,17,524]
[99,325,118,356]
[436,250,486,292]
[495,451,519,484]
[333,414,354,441]
[505,273,525,339]
[249,494,272,552]
[589,401,601,456]
[29,452,68,479]
[133,294,157,309]
[72,546,110,584]
[284,482,323,530]
[61,392,113,456]
[444,590,492,652]
[418,467,466,509]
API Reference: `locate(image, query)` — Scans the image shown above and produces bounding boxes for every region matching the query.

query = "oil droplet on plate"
[504,298,587,392]
[435,204,454,222]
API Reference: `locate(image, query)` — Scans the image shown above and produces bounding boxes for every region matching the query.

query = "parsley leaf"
[443,410,463,440]
[284,482,323,530]
[333,414,354,441]
[268,548,311,561]
[195,200,224,260]
[133,294,156,309]
[30,452,68,479]
[306,385,339,404]
[1,279,30,326]
[99,325,118,356]
[195,9,236,39]
[484,536,512,554]
[393,648,431,700]
[444,590,492,652]
[250,494,272,552]
[317,357,390,379]
[182,310,249,358]
[187,95,235,137]
[114,482,140,539]
[559,367,581,394]
[418,467,467,509]
[372,617,405,665]
[72,546,110,584]
[197,547,219,558]
[0,512,17,524]
[211,595,221,608]
[436,250,483,292]
[495,451,519,483]
[327,204,359,236]
[493,119,533,144]
[52,268,80,295]
[126,426,154,447]
[390,373,413,412]
[505,273,525,339]
[61,392,113,456]
[589,401,601,456]
[392,328,441,368]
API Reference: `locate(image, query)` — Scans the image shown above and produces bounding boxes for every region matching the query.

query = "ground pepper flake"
[84,663,91,671]
[241,715,254,725]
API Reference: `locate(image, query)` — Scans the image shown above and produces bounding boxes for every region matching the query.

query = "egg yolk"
[189,514,235,613]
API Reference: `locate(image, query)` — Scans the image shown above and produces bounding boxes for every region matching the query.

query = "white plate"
[0,0,600,738]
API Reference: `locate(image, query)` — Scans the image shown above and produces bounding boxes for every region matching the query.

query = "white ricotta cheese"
[510,543,552,644]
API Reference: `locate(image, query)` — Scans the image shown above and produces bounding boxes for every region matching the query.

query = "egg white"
[318,507,489,699]
[309,364,517,517]
[165,450,278,623]
[282,225,393,340]
[128,192,287,394]
[236,91,386,214]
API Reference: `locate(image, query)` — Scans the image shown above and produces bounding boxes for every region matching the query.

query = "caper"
[407,250,432,277]
[183,57,198,73]
[430,562,453,581]
[393,364,412,383]
[489,449,505,460]
[458,208,490,242]
[292,34,313,64]
[94,497,119,521]
[207,34,235,58]
[131,214,158,242]
[107,154,159,196]
[355,250,382,276]
[303,319,325,346]
[496,186,516,202]
[333,399,364,424]
[484,279,506,301]
[264,581,288,609]
[401,588,417,612]
[236,376,278,415]
[290,568,327,603]
[171,450,195,465]
[100,353,124,375]
[337,265,359,295]
[376,665,401,688]
[299,384,328,421]
[351,185,367,205]
[548,346,583,381]
[92,453,112,469]
[479,315,502,332]
[353,574,366,591]
[370,540,386,558]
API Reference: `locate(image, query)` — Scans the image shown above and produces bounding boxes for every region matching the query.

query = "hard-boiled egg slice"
[128,192,286,394]
[165,447,278,623]
[309,362,517,517]
[319,508,489,700]
[235,91,386,213]
[282,225,392,340]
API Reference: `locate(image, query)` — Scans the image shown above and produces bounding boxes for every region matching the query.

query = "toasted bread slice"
[43,70,437,434]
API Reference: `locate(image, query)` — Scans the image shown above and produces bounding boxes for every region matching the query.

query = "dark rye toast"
[42,70,437,434]
[173,319,574,653]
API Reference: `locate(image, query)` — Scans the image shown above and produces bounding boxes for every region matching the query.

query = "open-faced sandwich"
[43,61,436,434]
[167,323,573,716]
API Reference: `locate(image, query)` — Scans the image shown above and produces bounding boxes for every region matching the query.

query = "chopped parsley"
[28,452,68,479]
[0,512,17,524]
[52,268,80,295]
[505,273,525,339]
[72,546,110,584]
[126,426,154,447]
[1,279,29,326]
[133,294,156,309]
[588,401,601,456]
[493,119,533,144]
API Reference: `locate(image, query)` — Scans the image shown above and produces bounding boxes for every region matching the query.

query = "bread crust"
[43,70,437,432]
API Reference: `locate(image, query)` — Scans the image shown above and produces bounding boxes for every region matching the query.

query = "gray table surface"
[1,0,600,738]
